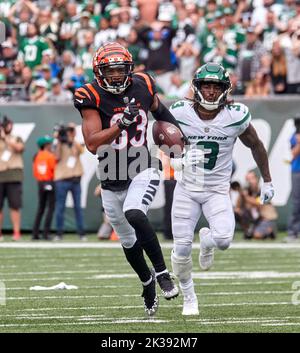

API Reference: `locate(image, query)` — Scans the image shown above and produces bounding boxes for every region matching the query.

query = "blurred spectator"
[66,66,86,94]
[76,12,96,49]
[30,78,49,103]
[258,10,280,51]
[0,40,18,79]
[19,65,33,101]
[286,116,300,241]
[94,17,117,48]
[126,27,147,72]
[0,117,25,241]
[166,72,190,99]
[270,40,287,94]
[32,135,56,240]
[6,60,24,85]
[140,16,176,94]
[53,122,85,240]
[58,2,80,53]
[285,29,300,93]
[60,50,76,87]
[245,54,272,97]
[36,8,59,46]
[41,49,61,79]
[230,181,252,238]
[47,78,72,103]
[40,64,52,85]
[136,0,160,25]
[236,26,268,94]
[76,30,95,82]
[8,0,39,44]
[18,23,50,69]
[243,170,277,239]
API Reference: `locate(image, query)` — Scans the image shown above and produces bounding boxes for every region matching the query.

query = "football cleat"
[157,272,179,300]
[141,270,159,316]
[199,227,214,271]
[182,295,199,316]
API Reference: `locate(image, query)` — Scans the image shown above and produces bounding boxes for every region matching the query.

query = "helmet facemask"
[192,79,231,111]
[93,42,134,94]
[95,62,134,94]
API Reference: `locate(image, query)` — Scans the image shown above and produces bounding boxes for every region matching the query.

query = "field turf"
[0,233,300,333]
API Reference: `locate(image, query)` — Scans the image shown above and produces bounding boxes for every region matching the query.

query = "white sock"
[179,278,196,299]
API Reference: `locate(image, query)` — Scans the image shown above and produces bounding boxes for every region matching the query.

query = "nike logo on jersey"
[76,99,83,103]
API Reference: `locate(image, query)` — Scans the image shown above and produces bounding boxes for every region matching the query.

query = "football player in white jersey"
[169,63,274,315]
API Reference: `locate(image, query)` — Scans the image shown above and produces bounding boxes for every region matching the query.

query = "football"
[152,121,184,157]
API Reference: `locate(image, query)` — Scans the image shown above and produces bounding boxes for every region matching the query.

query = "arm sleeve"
[151,98,180,127]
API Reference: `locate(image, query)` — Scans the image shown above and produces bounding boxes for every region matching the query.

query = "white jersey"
[169,100,251,193]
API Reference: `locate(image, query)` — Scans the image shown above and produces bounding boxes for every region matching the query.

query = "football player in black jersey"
[74,42,181,316]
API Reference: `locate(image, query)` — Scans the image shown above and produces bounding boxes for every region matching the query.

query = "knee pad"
[171,251,193,283]
[214,236,232,250]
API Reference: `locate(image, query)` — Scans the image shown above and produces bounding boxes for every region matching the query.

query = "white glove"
[183,148,205,167]
[170,148,205,171]
[260,182,275,204]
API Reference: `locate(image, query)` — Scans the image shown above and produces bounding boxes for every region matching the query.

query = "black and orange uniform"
[74,41,180,315]
[32,150,56,240]
[74,72,161,191]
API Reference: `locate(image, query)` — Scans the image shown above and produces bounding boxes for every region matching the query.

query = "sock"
[179,278,197,299]
[122,241,151,283]
[125,210,167,273]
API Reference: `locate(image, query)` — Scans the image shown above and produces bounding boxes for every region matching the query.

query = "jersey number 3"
[196,141,219,170]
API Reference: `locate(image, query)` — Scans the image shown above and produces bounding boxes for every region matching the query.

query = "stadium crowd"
[1,0,300,102]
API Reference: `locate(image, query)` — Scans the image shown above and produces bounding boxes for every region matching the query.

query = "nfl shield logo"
[204,127,210,133]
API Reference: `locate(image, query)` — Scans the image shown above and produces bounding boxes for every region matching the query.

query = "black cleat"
[157,272,179,300]
[141,271,159,316]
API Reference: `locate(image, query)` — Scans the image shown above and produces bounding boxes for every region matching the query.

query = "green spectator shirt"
[19,36,49,69]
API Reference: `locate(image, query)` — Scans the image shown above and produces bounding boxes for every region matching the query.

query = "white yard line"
[0,318,298,328]
[3,290,294,300]
[91,271,300,280]
[1,242,300,249]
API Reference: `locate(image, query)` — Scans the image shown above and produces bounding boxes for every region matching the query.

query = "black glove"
[117,98,140,130]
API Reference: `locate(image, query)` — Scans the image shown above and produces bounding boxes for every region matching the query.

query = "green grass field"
[1,233,300,333]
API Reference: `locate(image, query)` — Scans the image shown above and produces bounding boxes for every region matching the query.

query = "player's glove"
[170,148,205,171]
[117,98,139,130]
[260,182,275,204]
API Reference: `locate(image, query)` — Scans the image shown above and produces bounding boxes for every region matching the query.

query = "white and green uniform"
[169,100,251,193]
[170,100,251,286]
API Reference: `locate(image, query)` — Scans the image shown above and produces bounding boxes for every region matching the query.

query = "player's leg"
[123,167,179,300]
[101,188,158,315]
[200,192,235,270]
[171,183,201,315]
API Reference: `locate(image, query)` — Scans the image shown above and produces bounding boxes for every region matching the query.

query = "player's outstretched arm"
[81,109,122,154]
[239,123,274,204]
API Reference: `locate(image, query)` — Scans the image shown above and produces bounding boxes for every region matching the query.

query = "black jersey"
[74,73,161,191]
